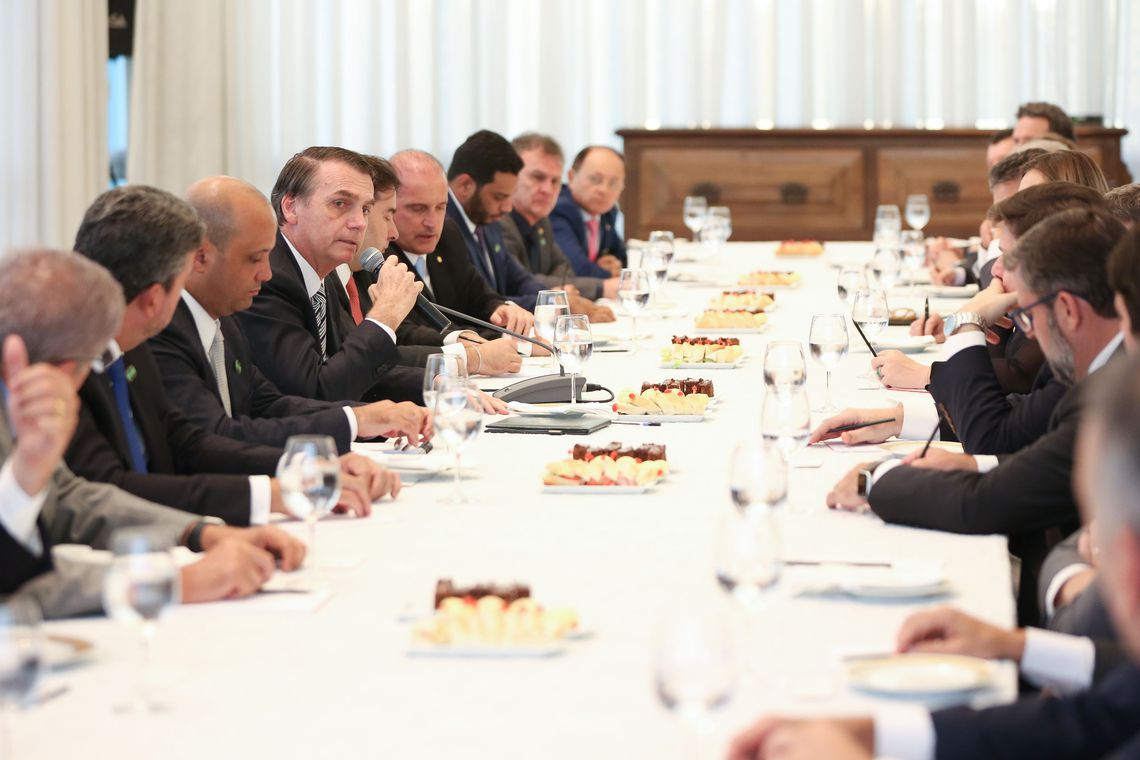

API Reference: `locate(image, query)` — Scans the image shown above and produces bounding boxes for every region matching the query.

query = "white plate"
[873,336,936,354]
[926,285,979,298]
[879,440,963,455]
[381,453,481,473]
[693,326,768,334]
[407,643,566,659]
[43,634,94,670]
[506,402,612,417]
[542,484,655,494]
[847,653,994,697]
[613,414,706,424]
[657,361,742,370]
[842,580,952,598]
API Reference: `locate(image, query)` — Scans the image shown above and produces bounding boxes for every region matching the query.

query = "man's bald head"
[182,176,277,318]
[391,151,451,255]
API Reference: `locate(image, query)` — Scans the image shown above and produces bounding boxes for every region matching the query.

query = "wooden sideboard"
[616,127,1131,241]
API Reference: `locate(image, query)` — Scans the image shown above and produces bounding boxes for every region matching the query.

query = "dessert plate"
[694,325,768,335]
[846,653,994,698]
[658,360,743,370]
[506,402,613,417]
[542,484,655,495]
[837,561,950,599]
[612,414,706,424]
[873,335,936,354]
[879,440,963,456]
[407,643,566,659]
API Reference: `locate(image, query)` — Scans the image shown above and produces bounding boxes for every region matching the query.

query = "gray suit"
[498,212,609,300]
[1,406,196,619]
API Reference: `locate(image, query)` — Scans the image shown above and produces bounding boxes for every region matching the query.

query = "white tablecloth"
[23,241,1016,759]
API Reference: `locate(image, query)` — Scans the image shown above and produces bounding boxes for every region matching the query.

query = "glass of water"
[905,194,931,231]
[277,435,341,574]
[874,204,902,249]
[553,314,593,404]
[728,440,787,515]
[641,244,671,308]
[761,387,812,461]
[715,509,782,611]
[871,247,902,289]
[763,341,807,397]
[617,269,651,352]
[836,267,867,306]
[682,196,707,241]
[432,378,485,504]
[423,352,468,410]
[0,598,42,753]
[103,527,180,713]
[534,290,570,370]
[809,313,850,413]
[900,229,925,287]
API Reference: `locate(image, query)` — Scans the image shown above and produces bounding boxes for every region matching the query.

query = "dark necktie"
[475,226,497,285]
[105,357,148,473]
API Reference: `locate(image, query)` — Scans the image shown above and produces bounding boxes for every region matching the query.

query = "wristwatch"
[856,458,892,499]
[943,311,987,337]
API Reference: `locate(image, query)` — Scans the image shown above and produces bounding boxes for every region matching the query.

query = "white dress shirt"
[401,254,467,360]
[0,459,48,556]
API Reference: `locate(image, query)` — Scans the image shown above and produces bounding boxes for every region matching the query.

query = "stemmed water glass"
[277,435,341,576]
[682,196,707,242]
[761,387,812,462]
[715,509,782,610]
[900,229,926,287]
[809,314,850,413]
[906,194,931,232]
[0,599,42,753]
[649,231,676,298]
[702,207,733,260]
[553,314,593,404]
[423,352,468,410]
[836,267,868,306]
[763,341,807,397]
[871,247,902,290]
[641,245,670,309]
[432,378,485,504]
[873,204,902,250]
[534,290,570,371]
[728,440,788,515]
[852,287,889,351]
[102,527,180,713]
[617,269,651,351]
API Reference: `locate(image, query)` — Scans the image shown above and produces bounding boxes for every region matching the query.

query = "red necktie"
[585,218,601,261]
[345,276,364,325]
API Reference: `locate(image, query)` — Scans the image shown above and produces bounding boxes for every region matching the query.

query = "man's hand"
[366,255,423,329]
[1078,524,1098,565]
[476,390,508,415]
[728,716,873,760]
[339,452,400,507]
[1056,568,1097,609]
[179,539,276,602]
[596,254,623,276]
[571,293,615,323]
[958,282,1019,341]
[489,303,534,335]
[909,312,946,343]
[825,463,874,511]
[466,336,522,376]
[199,524,307,571]
[354,400,431,445]
[931,265,960,286]
[872,351,931,390]
[900,448,977,472]
[896,606,1025,661]
[809,406,902,445]
[3,335,80,496]
[601,277,620,300]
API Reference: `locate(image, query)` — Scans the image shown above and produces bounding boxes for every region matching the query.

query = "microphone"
[359,247,452,332]
[433,303,555,355]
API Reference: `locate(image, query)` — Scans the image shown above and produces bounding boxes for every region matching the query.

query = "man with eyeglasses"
[550,145,628,278]
[824,207,1126,625]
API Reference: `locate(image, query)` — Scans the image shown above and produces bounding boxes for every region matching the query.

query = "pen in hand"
[827,417,898,435]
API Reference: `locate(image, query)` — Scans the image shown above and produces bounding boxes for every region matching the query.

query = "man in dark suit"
[549,145,627,279]
[234,146,423,404]
[727,352,1140,760]
[149,176,430,453]
[68,185,397,527]
[825,208,1126,625]
[0,250,305,618]
[443,130,546,312]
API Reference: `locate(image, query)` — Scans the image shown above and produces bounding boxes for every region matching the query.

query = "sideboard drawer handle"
[932,181,960,203]
[780,182,809,205]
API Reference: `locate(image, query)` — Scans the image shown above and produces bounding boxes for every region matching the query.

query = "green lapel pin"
[124,365,137,382]
[234,359,243,375]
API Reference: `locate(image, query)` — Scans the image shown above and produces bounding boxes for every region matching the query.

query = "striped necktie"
[207,324,233,417]
[105,357,148,473]
[312,285,328,359]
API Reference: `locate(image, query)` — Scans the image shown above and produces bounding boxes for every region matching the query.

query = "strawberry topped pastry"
[708,289,775,311]
[661,336,743,364]
[737,271,801,287]
[775,239,824,257]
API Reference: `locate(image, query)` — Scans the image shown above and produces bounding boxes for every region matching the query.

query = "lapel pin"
[234,359,243,374]
[125,365,137,383]
[436,255,442,263]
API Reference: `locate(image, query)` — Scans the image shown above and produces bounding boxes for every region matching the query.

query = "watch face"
[943,314,958,335]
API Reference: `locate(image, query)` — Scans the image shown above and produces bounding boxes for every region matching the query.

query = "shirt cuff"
[1043,562,1094,620]
[974,455,1000,473]
[0,460,47,556]
[516,339,533,357]
[1020,627,1096,694]
[343,407,359,440]
[874,705,936,760]
[898,396,941,441]
[248,475,272,525]
[871,459,904,490]
[364,317,397,344]
[442,330,466,346]
[944,329,987,357]
[441,343,466,359]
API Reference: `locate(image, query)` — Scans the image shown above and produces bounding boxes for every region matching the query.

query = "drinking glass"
[553,314,593,404]
[654,609,736,756]
[871,247,902,289]
[905,194,931,231]
[640,245,671,308]
[432,379,484,504]
[760,387,812,461]
[763,341,807,396]
[277,435,341,573]
[617,269,651,351]
[682,196,708,241]
[648,232,676,298]
[423,352,468,410]
[705,206,733,242]
[728,440,787,515]
[836,267,867,306]
[0,599,42,754]
[714,509,782,610]
[900,229,925,287]
[852,288,890,343]
[103,527,180,713]
[534,290,570,370]
[873,204,902,249]
[809,314,850,413]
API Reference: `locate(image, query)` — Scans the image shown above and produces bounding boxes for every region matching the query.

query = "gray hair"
[73,185,204,302]
[1105,183,1140,225]
[0,249,124,364]
[1088,353,1140,532]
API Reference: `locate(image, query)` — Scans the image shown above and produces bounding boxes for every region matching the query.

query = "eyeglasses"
[1008,290,1088,332]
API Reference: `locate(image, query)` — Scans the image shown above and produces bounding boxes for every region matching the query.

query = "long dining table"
[23,240,1017,759]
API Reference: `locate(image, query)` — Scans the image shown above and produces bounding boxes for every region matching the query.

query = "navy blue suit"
[444,196,542,311]
[549,184,626,279]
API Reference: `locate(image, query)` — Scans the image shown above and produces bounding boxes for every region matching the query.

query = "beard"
[468,191,494,225]
[1043,310,1078,385]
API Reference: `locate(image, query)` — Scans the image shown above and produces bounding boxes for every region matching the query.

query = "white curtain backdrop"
[0,0,108,252]
[126,0,1139,197]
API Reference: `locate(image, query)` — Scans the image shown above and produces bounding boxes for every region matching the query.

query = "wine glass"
[432,378,484,504]
[809,314,849,413]
[102,527,180,713]
[617,269,651,351]
[763,341,807,398]
[423,352,468,410]
[276,435,341,574]
[641,245,670,308]
[728,440,788,515]
[905,194,931,231]
[648,232,676,298]
[836,267,867,306]
[873,204,901,249]
[871,247,902,289]
[534,290,570,371]
[761,387,812,462]
[553,314,593,404]
[682,196,707,242]
[0,598,42,753]
[900,229,925,287]
[714,509,782,610]
[654,609,736,757]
